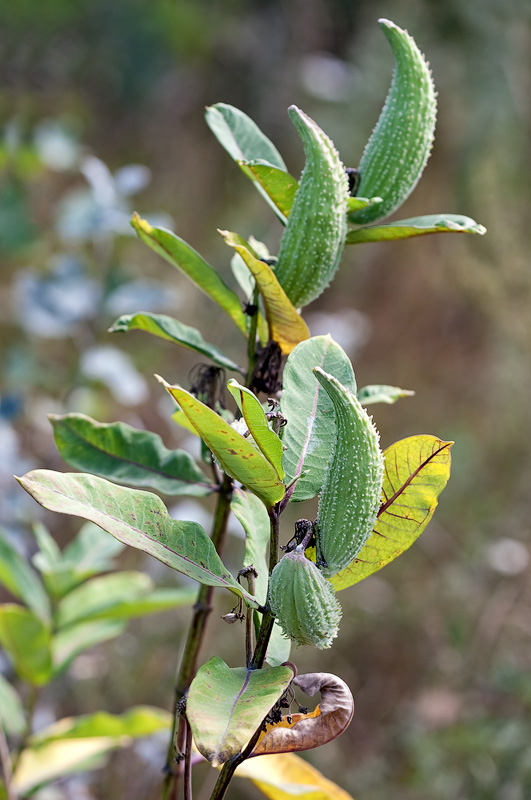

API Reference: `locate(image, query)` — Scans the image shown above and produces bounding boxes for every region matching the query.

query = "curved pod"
[314,367,384,578]
[350,19,437,225]
[274,106,348,309]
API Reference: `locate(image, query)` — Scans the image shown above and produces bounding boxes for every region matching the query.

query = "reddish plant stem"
[162,473,234,800]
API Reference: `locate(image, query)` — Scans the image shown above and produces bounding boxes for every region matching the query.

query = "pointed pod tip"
[377,17,397,29]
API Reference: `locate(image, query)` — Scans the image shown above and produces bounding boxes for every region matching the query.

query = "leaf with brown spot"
[16,471,258,607]
[158,377,285,508]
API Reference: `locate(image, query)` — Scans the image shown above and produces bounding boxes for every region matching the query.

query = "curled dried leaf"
[251,672,354,757]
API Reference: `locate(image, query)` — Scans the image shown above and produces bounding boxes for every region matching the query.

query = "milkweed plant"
[2,19,485,800]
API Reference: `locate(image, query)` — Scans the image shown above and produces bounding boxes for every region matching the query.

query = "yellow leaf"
[236,752,354,800]
[219,230,310,354]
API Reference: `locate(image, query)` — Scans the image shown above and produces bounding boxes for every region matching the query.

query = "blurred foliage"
[1,0,530,798]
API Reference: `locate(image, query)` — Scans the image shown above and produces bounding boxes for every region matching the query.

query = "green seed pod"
[268,548,342,649]
[314,367,384,578]
[349,19,437,225]
[274,106,348,309]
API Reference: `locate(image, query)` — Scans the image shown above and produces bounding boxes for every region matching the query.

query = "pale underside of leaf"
[109,311,245,373]
[346,214,487,244]
[16,470,258,606]
[280,335,357,502]
[187,657,294,765]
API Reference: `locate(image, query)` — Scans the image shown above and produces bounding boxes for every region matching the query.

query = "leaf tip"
[154,374,171,390]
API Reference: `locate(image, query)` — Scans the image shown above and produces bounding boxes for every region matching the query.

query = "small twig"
[162,474,234,800]
[238,567,258,666]
[208,719,265,800]
[245,286,260,387]
[184,717,193,800]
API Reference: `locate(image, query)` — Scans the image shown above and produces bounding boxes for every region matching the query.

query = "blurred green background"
[1,0,530,798]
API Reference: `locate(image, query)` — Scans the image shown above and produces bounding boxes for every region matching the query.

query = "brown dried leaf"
[251,672,354,757]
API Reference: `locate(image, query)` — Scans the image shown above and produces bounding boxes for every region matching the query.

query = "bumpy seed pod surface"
[350,18,437,225]
[274,106,348,309]
[314,367,384,578]
[268,548,342,649]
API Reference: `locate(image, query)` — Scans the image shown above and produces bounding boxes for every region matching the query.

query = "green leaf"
[159,379,285,508]
[62,521,124,566]
[12,706,171,795]
[78,587,196,620]
[236,752,354,800]
[50,413,215,497]
[13,741,109,795]
[346,195,383,213]
[30,706,171,745]
[56,572,195,628]
[263,620,292,668]
[231,488,270,605]
[205,104,288,219]
[33,522,124,600]
[239,160,298,224]
[331,436,452,590]
[16,471,259,607]
[346,214,487,244]
[0,605,52,686]
[219,230,310,354]
[109,311,244,373]
[232,490,291,665]
[56,571,152,628]
[187,657,294,765]
[280,335,357,501]
[53,619,126,675]
[0,672,26,736]
[205,104,287,170]
[357,384,415,405]
[227,379,284,479]
[131,213,247,335]
[0,529,50,619]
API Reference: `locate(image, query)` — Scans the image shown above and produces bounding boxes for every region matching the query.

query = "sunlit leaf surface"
[331,435,452,590]
[239,160,298,223]
[0,530,50,619]
[236,752,354,799]
[219,230,310,354]
[357,384,415,405]
[0,605,52,686]
[12,707,171,794]
[205,103,288,220]
[159,379,285,508]
[131,214,247,334]
[227,379,284,478]
[0,673,26,735]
